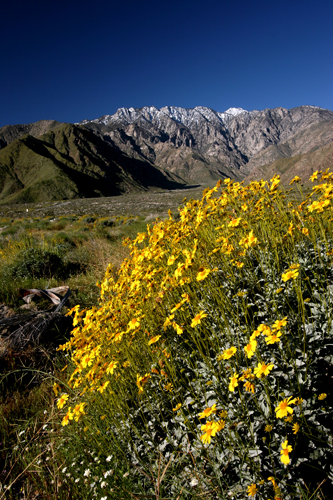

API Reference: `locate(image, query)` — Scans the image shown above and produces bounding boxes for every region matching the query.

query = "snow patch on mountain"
[78,106,251,129]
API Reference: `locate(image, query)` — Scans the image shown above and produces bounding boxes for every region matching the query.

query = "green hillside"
[0,125,187,204]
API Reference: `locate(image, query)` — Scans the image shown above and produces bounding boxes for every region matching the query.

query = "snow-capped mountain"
[79,105,251,129]
[0,104,332,205]
[78,105,333,181]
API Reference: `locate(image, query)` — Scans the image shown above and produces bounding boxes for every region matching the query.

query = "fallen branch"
[0,287,71,356]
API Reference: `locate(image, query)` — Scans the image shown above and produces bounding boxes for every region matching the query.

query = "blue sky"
[1,0,332,127]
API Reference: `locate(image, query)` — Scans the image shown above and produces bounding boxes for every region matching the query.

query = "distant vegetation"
[0,124,189,204]
[1,172,333,499]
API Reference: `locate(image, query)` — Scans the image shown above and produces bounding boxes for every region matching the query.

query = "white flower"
[75,478,80,483]
[62,467,67,473]
[84,469,91,477]
[90,482,96,488]
[123,472,129,477]
[101,497,107,500]
[18,430,25,436]
[100,481,107,488]
[106,455,112,462]
[42,424,48,430]
[44,410,47,414]
[103,470,113,478]
[190,477,199,487]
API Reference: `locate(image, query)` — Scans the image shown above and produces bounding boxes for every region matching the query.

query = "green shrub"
[55,173,333,499]
[8,248,66,280]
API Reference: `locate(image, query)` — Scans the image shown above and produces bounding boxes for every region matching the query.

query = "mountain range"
[0,105,332,204]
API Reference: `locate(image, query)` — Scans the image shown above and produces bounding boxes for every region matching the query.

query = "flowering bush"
[60,171,333,498]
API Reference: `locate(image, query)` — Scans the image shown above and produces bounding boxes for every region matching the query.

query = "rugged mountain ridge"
[0,125,187,204]
[80,105,333,181]
[0,120,64,150]
[0,105,332,204]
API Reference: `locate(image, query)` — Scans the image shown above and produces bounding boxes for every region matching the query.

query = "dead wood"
[0,287,71,357]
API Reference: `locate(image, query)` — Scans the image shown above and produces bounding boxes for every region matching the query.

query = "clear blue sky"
[1,0,332,127]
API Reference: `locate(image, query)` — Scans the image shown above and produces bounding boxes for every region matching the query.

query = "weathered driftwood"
[18,286,70,305]
[0,287,71,356]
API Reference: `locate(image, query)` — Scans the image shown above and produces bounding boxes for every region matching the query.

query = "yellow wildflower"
[265,331,282,344]
[218,346,237,360]
[228,373,239,392]
[198,404,217,419]
[309,170,321,182]
[244,339,257,358]
[196,268,211,281]
[200,421,221,444]
[239,368,254,381]
[257,323,272,335]
[293,422,300,434]
[106,361,118,375]
[217,419,226,431]
[172,403,182,412]
[191,311,208,327]
[97,381,110,393]
[270,175,281,191]
[148,335,162,345]
[254,362,274,378]
[267,477,279,490]
[167,255,177,266]
[275,396,297,418]
[172,322,183,335]
[244,381,255,393]
[247,483,257,497]
[73,402,86,422]
[228,217,242,228]
[307,199,330,213]
[232,260,244,268]
[318,393,327,400]
[282,269,299,282]
[272,316,287,330]
[287,222,294,236]
[136,373,151,393]
[239,230,258,249]
[289,176,301,185]
[163,314,175,329]
[128,318,140,330]
[57,393,69,409]
[280,440,292,465]
[53,383,60,397]
[265,424,273,432]
[174,263,185,279]
[61,407,74,426]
